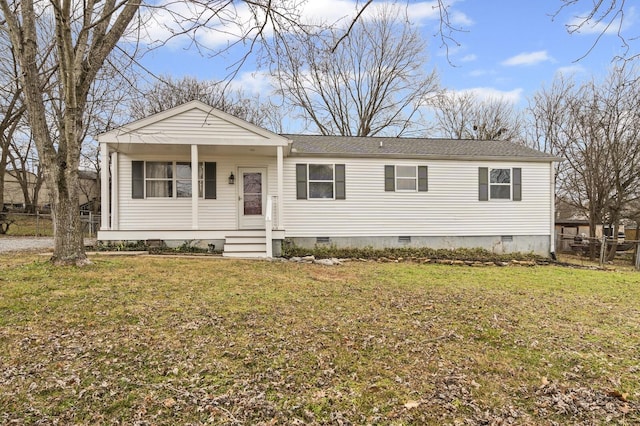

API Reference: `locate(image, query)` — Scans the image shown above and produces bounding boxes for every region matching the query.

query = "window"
[490,168,511,199]
[396,166,417,191]
[132,161,214,199]
[309,164,334,199]
[146,162,173,197]
[175,162,203,198]
[296,163,346,200]
[478,167,521,201]
[385,165,428,192]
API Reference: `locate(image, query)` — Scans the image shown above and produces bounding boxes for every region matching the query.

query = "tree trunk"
[48,166,88,265]
[0,140,6,211]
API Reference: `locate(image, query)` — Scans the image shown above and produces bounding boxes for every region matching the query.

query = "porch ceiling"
[108,143,283,157]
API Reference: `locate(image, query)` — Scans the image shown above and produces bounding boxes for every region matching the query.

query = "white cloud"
[136,1,467,51]
[555,64,586,76]
[565,6,636,35]
[406,1,472,26]
[460,54,477,63]
[501,50,552,66]
[467,69,496,77]
[455,87,523,104]
[226,70,274,95]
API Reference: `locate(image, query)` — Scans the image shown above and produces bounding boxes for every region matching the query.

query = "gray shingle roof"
[282,134,558,162]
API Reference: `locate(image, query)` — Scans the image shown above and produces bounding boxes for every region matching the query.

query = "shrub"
[282,240,543,262]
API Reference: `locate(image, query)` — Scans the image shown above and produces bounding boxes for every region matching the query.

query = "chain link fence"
[0,211,100,237]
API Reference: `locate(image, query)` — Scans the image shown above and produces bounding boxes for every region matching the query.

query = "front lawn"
[1,254,638,424]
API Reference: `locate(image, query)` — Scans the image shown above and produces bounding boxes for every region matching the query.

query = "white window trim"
[489,167,512,200]
[145,161,204,199]
[307,163,336,200]
[395,165,418,192]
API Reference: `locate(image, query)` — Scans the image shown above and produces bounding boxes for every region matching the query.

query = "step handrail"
[265,196,273,258]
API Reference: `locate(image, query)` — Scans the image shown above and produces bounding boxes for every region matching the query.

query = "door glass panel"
[243,172,262,215]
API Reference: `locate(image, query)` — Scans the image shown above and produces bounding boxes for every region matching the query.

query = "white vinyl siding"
[117,153,277,231]
[282,157,552,237]
[129,108,273,143]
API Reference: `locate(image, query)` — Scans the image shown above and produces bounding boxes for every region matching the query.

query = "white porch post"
[191,144,199,229]
[277,145,284,230]
[110,151,119,230]
[100,143,110,231]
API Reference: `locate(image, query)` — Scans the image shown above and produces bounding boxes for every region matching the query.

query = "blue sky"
[138,0,636,116]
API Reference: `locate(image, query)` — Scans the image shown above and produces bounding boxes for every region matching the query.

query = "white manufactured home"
[97,101,558,257]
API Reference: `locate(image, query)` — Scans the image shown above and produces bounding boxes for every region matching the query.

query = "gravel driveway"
[0,236,55,253]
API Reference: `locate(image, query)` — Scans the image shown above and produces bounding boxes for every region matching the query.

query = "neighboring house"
[97,101,558,258]
[2,169,99,211]
[2,170,49,210]
[78,170,100,213]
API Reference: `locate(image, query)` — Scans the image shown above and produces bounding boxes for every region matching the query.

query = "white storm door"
[238,167,266,229]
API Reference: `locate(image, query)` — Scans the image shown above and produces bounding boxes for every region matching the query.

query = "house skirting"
[97,229,285,256]
[286,235,551,256]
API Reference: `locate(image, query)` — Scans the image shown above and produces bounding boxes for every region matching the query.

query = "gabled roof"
[284,134,558,162]
[98,100,289,147]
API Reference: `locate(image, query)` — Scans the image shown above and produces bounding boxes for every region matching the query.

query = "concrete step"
[222,251,268,259]
[223,243,267,252]
[223,235,267,258]
[224,236,267,245]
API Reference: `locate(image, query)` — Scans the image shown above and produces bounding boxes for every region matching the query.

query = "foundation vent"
[398,236,411,244]
[501,235,513,242]
[316,237,331,244]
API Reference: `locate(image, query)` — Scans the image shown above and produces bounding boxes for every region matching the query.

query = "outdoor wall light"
[228,172,235,185]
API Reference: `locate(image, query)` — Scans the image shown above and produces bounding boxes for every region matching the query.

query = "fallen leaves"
[1,257,639,424]
[403,400,421,409]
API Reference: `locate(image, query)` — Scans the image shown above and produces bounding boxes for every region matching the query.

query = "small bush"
[94,240,149,252]
[282,240,543,262]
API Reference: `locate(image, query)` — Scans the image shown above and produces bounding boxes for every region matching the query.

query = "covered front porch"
[96,101,291,258]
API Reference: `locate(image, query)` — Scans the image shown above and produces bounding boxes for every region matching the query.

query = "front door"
[238,167,266,229]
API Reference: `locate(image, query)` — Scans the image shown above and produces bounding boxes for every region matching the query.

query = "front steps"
[223,235,268,258]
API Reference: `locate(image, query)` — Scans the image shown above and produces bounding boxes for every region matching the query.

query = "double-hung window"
[133,161,213,199]
[385,165,428,192]
[478,167,521,201]
[175,162,203,198]
[296,163,346,200]
[308,164,335,198]
[145,162,173,197]
[489,168,511,199]
[396,166,417,191]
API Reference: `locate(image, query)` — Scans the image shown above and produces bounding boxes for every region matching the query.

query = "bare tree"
[0,26,26,214]
[555,0,638,62]
[7,130,46,212]
[129,74,279,129]
[0,0,369,265]
[272,4,440,137]
[530,66,640,259]
[432,91,524,140]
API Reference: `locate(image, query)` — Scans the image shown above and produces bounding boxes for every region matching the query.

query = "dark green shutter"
[132,161,144,199]
[479,167,488,201]
[418,166,428,192]
[335,164,345,199]
[204,162,216,199]
[512,168,521,201]
[385,165,395,191]
[296,164,307,199]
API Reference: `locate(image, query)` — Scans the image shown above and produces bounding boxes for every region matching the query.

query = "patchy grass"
[1,213,54,237]
[0,254,639,425]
